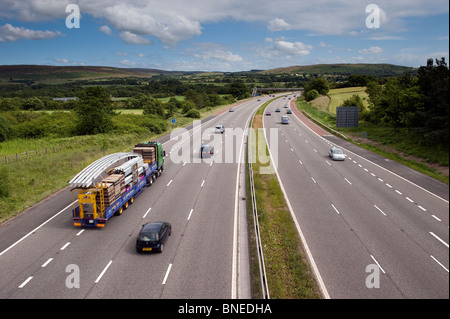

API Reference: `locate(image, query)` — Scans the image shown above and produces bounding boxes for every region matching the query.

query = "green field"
[328,87,369,113]
[309,87,369,114]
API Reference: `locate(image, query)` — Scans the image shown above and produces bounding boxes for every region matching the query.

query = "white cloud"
[99,25,113,36]
[359,46,384,54]
[119,31,152,45]
[1,0,448,45]
[53,58,69,63]
[0,23,64,42]
[267,18,291,31]
[262,38,313,58]
[119,59,136,66]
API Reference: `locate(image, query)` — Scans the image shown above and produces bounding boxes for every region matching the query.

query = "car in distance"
[136,222,172,253]
[265,111,271,116]
[215,125,225,134]
[286,109,292,114]
[200,144,215,158]
[229,108,235,112]
[329,147,346,161]
[276,108,281,112]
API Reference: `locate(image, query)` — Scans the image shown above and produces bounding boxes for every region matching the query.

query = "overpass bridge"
[252,87,304,97]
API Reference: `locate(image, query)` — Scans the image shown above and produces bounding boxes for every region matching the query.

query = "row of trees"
[365,58,448,146]
[0,83,248,141]
[300,58,449,147]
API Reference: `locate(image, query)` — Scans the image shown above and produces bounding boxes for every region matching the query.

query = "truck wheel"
[130,197,134,204]
[115,206,123,216]
[124,201,129,210]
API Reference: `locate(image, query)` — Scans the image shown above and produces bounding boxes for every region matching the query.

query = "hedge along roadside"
[247,96,324,299]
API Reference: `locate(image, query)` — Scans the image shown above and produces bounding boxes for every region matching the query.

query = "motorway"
[0,96,270,299]
[263,96,449,298]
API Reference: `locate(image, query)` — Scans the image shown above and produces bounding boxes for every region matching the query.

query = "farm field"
[328,87,369,113]
[309,87,369,114]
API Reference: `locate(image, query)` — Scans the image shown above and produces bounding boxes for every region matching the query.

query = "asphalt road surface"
[263,96,449,299]
[0,96,270,299]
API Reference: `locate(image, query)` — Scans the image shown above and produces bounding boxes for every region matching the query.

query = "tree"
[185,89,209,108]
[142,97,165,118]
[417,58,449,145]
[22,97,44,110]
[228,82,249,100]
[305,78,330,95]
[304,89,319,102]
[75,87,115,135]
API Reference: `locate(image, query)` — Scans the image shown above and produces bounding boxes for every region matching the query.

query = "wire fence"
[0,140,86,165]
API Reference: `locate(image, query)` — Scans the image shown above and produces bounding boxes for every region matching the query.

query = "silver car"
[329,147,345,161]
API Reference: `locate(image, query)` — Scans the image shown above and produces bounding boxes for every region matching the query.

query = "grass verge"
[0,101,238,224]
[247,98,322,299]
[295,98,449,184]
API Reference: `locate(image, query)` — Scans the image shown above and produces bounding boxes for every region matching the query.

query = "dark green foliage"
[74,87,115,135]
[365,58,449,147]
[0,113,11,142]
[228,82,250,100]
[0,166,9,198]
[305,78,330,95]
[185,108,201,119]
[417,58,449,145]
[112,114,167,135]
[304,89,319,102]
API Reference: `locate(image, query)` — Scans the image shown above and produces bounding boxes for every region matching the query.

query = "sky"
[0,0,448,72]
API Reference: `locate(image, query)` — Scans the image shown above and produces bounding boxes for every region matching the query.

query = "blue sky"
[0,0,448,72]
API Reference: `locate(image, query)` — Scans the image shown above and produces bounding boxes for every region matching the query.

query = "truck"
[281,115,289,124]
[69,141,165,228]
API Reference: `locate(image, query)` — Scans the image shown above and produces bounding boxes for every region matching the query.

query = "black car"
[136,222,172,253]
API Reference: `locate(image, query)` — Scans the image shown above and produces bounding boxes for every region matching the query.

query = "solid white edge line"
[289,103,449,204]
[232,103,256,299]
[162,263,173,285]
[263,104,330,299]
[18,276,33,288]
[0,99,258,260]
[95,260,113,283]
[0,201,76,257]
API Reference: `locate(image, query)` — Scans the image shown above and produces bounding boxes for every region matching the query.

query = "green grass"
[0,100,239,223]
[296,97,449,184]
[328,87,369,114]
[247,98,322,299]
[0,133,155,223]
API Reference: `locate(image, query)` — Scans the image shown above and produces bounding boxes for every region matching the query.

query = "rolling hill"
[260,63,417,77]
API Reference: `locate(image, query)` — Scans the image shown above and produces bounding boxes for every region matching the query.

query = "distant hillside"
[0,63,418,85]
[0,65,186,84]
[260,63,417,77]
